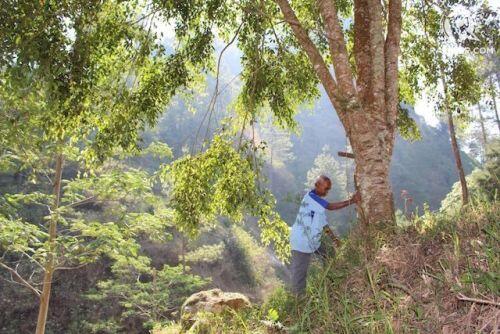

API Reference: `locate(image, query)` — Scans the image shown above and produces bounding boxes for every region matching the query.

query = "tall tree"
[0,151,175,333]
[0,1,212,332]
[477,103,489,150]
[402,2,484,206]
[270,0,403,224]
[441,57,477,205]
[448,3,499,133]
[488,76,500,133]
[134,0,407,225]
[466,102,489,164]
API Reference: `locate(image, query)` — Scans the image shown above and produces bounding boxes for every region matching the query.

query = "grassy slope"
[160,199,499,333]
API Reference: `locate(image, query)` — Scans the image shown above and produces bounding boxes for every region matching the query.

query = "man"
[290,175,360,294]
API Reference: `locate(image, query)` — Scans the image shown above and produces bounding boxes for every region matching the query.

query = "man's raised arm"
[326,191,360,210]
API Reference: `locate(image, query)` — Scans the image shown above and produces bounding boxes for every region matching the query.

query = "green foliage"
[397,106,422,141]
[397,70,421,141]
[441,139,499,212]
[86,264,208,332]
[0,216,47,255]
[143,141,174,161]
[475,139,500,200]
[164,135,290,260]
[237,0,320,128]
[229,225,280,289]
[0,0,213,164]
[448,55,481,108]
[401,1,485,128]
[0,154,172,288]
[261,286,296,323]
[266,307,279,322]
[1,1,495,332]
[184,242,225,264]
[151,0,322,130]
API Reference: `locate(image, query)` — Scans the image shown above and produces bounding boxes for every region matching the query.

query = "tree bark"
[181,234,186,274]
[35,153,64,334]
[349,112,396,224]
[275,0,402,225]
[446,110,469,205]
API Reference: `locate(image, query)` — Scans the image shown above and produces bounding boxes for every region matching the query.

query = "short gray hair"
[315,175,331,184]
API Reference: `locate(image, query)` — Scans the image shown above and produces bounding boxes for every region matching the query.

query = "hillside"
[155,144,498,334]
[1,2,498,334]
[158,199,499,334]
[0,80,480,334]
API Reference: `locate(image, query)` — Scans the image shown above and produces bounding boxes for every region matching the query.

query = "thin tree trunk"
[181,235,186,274]
[477,103,488,162]
[36,153,64,334]
[489,76,500,133]
[269,150,273,185]
[446,110,469,205]
[440,63,468,206]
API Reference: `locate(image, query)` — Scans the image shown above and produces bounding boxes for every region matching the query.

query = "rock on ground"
[180,288,251,330]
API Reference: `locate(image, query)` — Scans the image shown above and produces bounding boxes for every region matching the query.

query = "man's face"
[315,179,331,197]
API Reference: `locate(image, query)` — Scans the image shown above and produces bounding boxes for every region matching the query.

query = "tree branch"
[316,0,356,99]
[0,262,41,297]
[367,0,386,111]
[354,0,372,106]
[64,196,97,208]
[457,293,500,307]
[274,0,346,121]
[55,263,89,271]
[19,250,45,272]
[193,21,243,152]
[384,0,402,156]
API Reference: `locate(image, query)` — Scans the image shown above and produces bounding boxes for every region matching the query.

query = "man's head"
[314,175,332,197]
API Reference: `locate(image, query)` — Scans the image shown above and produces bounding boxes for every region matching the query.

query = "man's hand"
[324,226,341,247]
[332,237,341,248]
[350,191,361,204]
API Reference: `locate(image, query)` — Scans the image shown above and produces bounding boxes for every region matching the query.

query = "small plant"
[267,308,279,322]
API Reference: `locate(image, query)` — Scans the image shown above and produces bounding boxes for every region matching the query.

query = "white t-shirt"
[290,191,329,253]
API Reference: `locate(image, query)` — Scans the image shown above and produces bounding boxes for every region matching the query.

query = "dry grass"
[156,200,499,333]
[314,200,500,334]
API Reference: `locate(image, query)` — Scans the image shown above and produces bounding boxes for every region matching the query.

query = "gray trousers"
[290,245,327,294]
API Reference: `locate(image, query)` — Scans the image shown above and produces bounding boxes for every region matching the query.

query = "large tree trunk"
[354,150,395,224]
[275,0,402,225]
[36,153,64,334]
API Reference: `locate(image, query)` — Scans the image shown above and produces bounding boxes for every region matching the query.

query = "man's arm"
[326,191,360,211]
